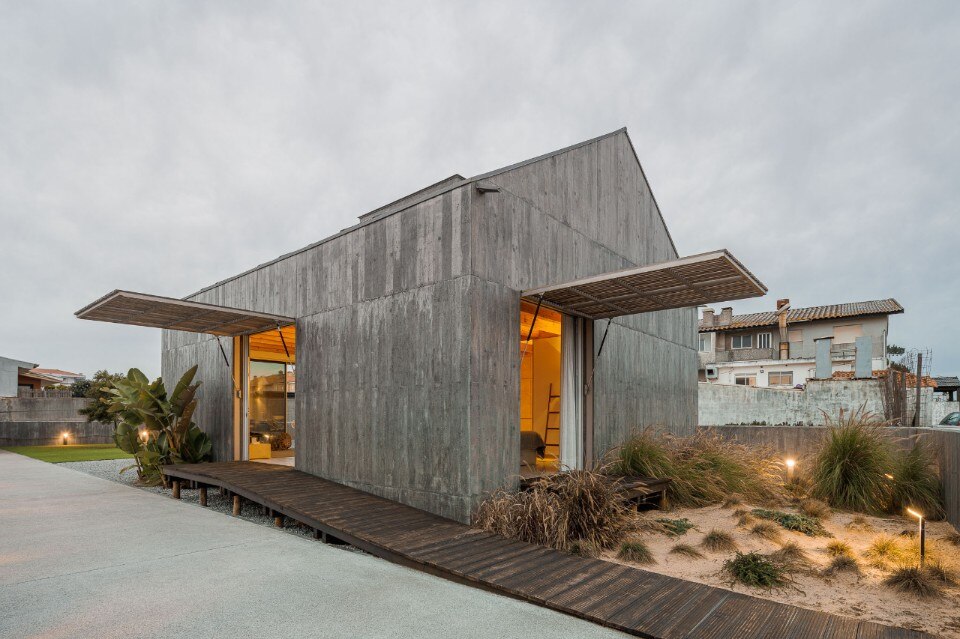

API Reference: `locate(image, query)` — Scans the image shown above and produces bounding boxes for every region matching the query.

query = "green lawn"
[1,444,132,463]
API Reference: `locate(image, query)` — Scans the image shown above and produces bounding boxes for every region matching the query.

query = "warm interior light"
[906,507,923,520]
[785,459,796,469]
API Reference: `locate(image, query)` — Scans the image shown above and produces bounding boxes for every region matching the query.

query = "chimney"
[776,298,791,360]
[719,307,733,325]
[702,307,715,327]
[776,298,790,311]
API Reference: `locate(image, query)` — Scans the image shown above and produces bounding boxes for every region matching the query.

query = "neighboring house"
[29,368,86,385]
[0,355,64,396]
[933,376,959,402]
[698,298,903,388]
[76,128,766,522]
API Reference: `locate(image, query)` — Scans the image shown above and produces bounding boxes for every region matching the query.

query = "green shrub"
[889,441,944,519]
[701,529,738,552]
[883,566,941,598]
[723,552,789,589]
[656,517,696,536]
[751,508,830,537]
[611,430,783,507]
[669,543,705,559]
[811,411,894,514]
[474,470,633,553]
[617,539,655,564]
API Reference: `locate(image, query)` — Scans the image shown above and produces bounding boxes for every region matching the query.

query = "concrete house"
[77,129,765,522]
[698,297,903,388]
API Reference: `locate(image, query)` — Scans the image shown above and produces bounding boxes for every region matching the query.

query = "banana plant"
[105,365,212,485]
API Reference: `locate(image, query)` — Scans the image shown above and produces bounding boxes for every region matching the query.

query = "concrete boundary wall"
[698,380,934,427]
[708,424,960,530]
[0,397,91,423]
[0,421,114,446]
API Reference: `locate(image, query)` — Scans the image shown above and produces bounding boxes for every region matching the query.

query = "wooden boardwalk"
[162,462,932,639]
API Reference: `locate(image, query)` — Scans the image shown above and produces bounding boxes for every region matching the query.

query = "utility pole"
[912,353,923,427]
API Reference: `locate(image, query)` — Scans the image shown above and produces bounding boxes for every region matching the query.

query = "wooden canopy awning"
[75,290,294,336]
[522,250,766,320]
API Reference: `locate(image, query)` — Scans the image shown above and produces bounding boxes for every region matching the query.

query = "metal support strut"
[520,295,543,364]
[585,318,612,394]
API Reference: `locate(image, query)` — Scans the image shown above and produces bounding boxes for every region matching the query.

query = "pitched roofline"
[184,128,658,300]
[698,298,904,333]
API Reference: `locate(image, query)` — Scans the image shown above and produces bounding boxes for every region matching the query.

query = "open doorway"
[519,301,563,478]
[243,325,295,466]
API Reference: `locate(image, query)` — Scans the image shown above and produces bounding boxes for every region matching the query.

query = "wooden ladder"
[544,383,560,457]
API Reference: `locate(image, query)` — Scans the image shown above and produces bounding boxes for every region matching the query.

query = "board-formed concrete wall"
[699,380,934,427]
[0,397,113,445]
[161,129,698,522]
[0,397,90,422]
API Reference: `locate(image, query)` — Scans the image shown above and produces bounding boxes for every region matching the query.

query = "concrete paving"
[0,450,626,638]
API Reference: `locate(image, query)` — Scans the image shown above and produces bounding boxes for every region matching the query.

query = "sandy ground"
[604,503,960,638]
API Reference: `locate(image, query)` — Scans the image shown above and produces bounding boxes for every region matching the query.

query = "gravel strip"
[60,458,328,542]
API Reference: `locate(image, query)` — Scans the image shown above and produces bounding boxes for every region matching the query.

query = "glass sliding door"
[248,360,288,451]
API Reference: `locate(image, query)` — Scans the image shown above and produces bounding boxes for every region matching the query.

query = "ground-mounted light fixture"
[785,458,796,483]
[906,507,926,566]
[61,432,69,446]
[884,473,895,480]
[139,430,149,443]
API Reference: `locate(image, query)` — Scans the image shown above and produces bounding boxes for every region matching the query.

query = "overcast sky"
[2,1,957,380]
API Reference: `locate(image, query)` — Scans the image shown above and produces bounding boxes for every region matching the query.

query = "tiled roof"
[699,299,903,332]
[30,368,83,377]
[933,376,960,389]
[831,370,937,388]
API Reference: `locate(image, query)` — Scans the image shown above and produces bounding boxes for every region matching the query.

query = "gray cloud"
[1,1,957,378]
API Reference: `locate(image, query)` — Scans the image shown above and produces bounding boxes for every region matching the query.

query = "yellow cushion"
[249,442,272,459]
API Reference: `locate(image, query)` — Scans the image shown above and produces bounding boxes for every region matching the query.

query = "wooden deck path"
[161,462,932,639]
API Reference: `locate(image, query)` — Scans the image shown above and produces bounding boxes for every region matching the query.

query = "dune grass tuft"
[823,554,860,576]
[889,440,944,519]
[883,566,941,598]
[799,498,831,520]
[942,531,960,547]
[863,534,908,568]
[669,543,705,559]
[751,521,783,542]
[846,515,873,532]
[924,560,955,585]
[769,542,811,570]
[611,429,784,507]
[617,538,655,564]
[656,517,697,537]
[701,529,738,552]
[825,540,853,558]
[737,513,756,528]
[723,495,743,508]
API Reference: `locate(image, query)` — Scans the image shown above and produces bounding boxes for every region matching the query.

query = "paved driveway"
[0,450,625,639]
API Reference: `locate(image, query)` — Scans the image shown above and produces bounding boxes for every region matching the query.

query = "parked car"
[938,412,960,426]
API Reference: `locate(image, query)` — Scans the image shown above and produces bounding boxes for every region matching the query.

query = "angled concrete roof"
[699,298,904,332]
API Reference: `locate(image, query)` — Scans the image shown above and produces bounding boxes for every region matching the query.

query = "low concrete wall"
[0,397,91,422]
[0,421,115,446]
[708,424,960,530]
[698,379,934,427]
[932,401,960,425]
[0,397,113,446]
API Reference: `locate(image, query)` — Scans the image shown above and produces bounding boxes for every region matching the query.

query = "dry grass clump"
[474,470,634,553]
[669,543,705,559]
[798,498,831,519]
[701,529,738,552]
[656,517,697,536]
[617,538,655,564]
[810,410,944,518]
[863,534,909,568]
[883,566,942,598]
[769,542,811,571]
[825,540,853,558]
[925,560,955,585]
[846,515,873,532]
[823,554,860,576]
[723,495,743,508]
[941,531,960,547]
[736,513,756,528]
[611,429,784,507]
[751,521,783,542]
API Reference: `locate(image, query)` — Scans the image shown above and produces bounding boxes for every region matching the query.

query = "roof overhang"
[522,250,766,320]
[75,290,294,336]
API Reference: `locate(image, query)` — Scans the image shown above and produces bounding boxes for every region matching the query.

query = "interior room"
[246,325,296,466]
[519,300,562,478]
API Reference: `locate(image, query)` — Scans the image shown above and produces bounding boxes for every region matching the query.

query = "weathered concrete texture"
[161,129,698,523]
[0,421,114,446]
[698,379,935,427]
[709,424,960,529]
[932,401,960,425]
[0,451,627,639]
[0,396,90,422]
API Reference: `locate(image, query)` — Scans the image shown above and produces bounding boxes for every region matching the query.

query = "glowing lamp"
[61,432,69,446]
[884,473,895,480]
[139,430,149,442]
[784,458,796,483]
[906,507,926,566]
